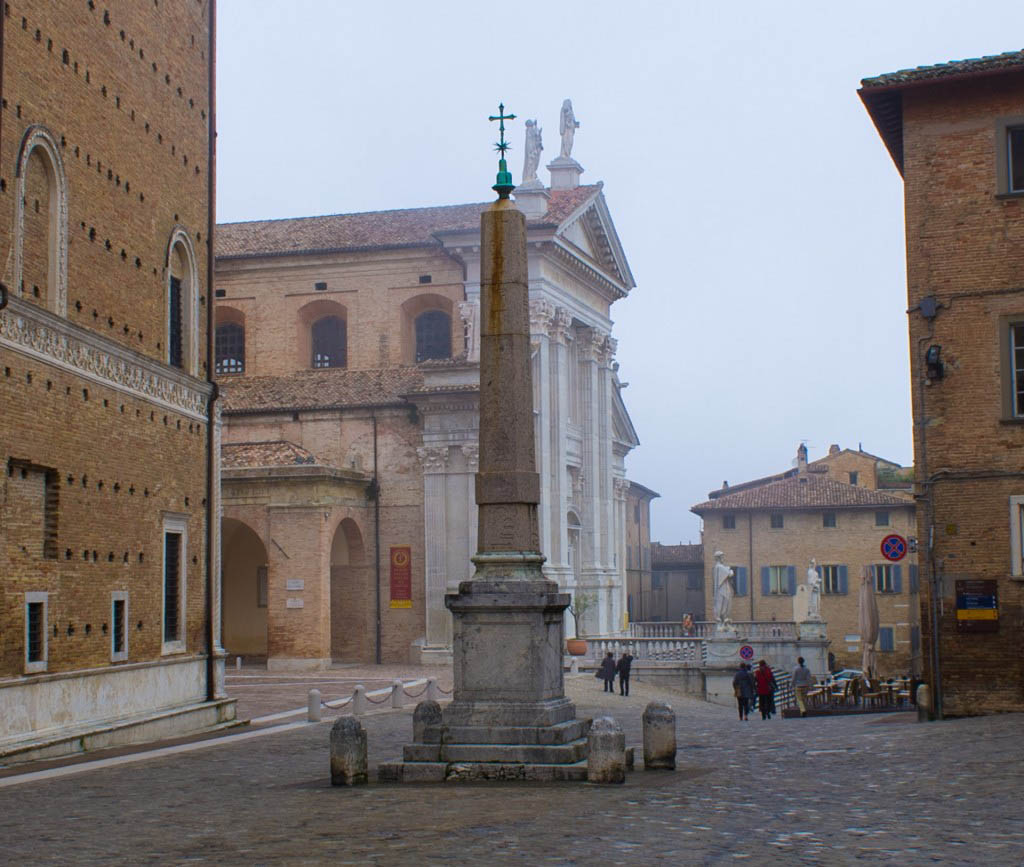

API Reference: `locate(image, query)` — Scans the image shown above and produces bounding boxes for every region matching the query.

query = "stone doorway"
[330,517,368,661]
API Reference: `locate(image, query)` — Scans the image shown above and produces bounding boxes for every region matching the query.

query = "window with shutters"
[1010,495,1024,576]
[162,516,187,652]
[769,513,784,529]
[821,564,847,594]
[732,565,749,597]
[872,563,900,593]
[414,310,452,362]
[878,626,895,653]
[111,592,128,662]
[908,563,920,594]
[767,565,789,594]
[25,592,48,673]
[312,316,346,368]
[215,322,245,374]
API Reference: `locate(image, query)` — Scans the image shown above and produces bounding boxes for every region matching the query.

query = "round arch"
[13,124,68,316]
[297,298,348,369]
[221,518,269,657]
[400,293,455,364]
[329,516,369,662]
[165,226,201,374]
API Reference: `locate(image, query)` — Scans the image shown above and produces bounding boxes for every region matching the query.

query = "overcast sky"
[217,1,1024,543]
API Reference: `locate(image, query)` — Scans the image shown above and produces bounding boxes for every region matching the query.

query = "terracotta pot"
[566,638,588,656]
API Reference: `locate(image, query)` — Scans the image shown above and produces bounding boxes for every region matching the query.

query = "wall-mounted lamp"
[925,344,944,380]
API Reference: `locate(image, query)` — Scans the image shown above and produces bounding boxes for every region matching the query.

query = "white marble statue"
[806,558,822,621]
[712,550,735,629]
[522,119,543,184]
[559,99,580,159]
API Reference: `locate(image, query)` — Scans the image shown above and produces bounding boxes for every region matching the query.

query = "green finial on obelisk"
[489,102,516,198]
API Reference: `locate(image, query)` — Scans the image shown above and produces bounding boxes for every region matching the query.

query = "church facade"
[214,134,640,666]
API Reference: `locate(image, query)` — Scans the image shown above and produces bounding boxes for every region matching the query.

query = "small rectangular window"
[723,514,736,530]
[1010,495,1024,576]
[849,471,858,486]
[43,468,59,559]
[873,564,894,593]
[821,564,840,594]
[1009,126,1024,193]
[111,592,128,662]
[651,572,663,591]
[162,515,187,652]
[770,513,784,529]
[1011,324,1024,418]
[257,565,268,608]
[768,565,787,594]
[169,275,183,369]
[875,510,890,527]
[822,512,836,528]
[25,592,48,673]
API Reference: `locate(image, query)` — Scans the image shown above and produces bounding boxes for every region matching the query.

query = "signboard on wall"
[389,546,413,609]
[955,579,998,633]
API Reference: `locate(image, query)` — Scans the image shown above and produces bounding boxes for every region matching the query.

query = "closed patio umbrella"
[858,565,879,679]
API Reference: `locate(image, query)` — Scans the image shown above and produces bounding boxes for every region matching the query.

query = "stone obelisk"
[378,108,587,781]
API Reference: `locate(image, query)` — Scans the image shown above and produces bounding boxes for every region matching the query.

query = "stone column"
[417,446,450,650]
[530,299,555,569]
[443,197,574,730]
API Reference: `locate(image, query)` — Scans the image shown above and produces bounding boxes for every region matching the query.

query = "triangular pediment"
[612,383,639,450]
[552,191,635,293]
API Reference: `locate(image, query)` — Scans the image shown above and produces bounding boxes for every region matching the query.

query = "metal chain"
[402,684,429,698]
[363,692,392,705]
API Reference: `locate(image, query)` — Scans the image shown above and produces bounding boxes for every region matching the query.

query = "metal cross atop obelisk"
[489,102,516,198]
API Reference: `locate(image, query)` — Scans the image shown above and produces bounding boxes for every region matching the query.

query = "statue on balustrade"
[712,550,735,633]
[806,558,823,621]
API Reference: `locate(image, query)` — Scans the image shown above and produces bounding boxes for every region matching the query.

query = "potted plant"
[566,590,596,655]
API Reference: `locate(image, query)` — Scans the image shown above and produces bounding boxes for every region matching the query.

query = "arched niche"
[297,298,348,370]
[165,227,201,375]
[329,517,368,661]
[400,293,454,364]
[215,305,246,374]
[221,518,269,657]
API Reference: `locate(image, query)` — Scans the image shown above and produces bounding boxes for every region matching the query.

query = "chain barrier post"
[308,688,323,722]
[426,677,439,703]
[352,684,367,716]
[391,679,405,709]
[570,657,579,674]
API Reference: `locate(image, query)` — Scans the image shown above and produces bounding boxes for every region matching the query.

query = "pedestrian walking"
[596,651,616,693]
[754,659,776,720]
[732,662,755,720]
[792,656,814,717]
[616,651,634,696]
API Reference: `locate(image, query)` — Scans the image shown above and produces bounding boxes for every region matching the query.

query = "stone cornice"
[0,296,212,420]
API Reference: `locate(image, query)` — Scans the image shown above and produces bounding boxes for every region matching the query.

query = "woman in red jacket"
[754,659,777,720]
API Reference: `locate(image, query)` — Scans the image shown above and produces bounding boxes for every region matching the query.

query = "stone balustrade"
[587,636,707,665]
[628,621,798,641]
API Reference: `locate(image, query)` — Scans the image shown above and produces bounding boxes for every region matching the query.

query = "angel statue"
[559,99,580,159]
[522,119,543,184]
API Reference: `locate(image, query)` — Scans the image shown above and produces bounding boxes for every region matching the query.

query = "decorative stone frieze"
[460,443,479,473]
[416,446,449,474]
[0,296,211,420]
[458,300,480,362]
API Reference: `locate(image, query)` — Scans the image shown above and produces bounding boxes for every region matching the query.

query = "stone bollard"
[330,717,368,786]
[916,683,932,722]
[426,678,440,703]
[391,679,405,709]
[570,657,579,675]
[413,699,442,743]
[235,656,242,670]
[642,701,676,770]
[352,684,368,716]
[587,716,626,784]
[308,688,323,722]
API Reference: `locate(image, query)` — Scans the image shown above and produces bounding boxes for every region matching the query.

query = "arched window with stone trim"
[166,228,200,374]
[13,125,68,316]
[214,307,246,375]
[415,310,452,362]
[312,316,346,369]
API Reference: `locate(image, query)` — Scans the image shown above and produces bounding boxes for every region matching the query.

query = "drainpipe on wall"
[748,511,754,622]
[204,0,218,702]
[372,413,382,665]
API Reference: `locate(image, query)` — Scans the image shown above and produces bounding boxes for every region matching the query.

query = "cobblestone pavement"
[1,669,1022,865]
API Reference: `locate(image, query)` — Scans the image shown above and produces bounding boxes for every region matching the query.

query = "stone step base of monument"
[421,718,590,747]
[404,737,588,764]
[378,747,634,784]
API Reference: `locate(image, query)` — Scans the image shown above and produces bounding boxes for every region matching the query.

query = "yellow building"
[692,445,920,675]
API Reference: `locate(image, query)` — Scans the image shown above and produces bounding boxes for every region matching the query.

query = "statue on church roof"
[559,99,580,159]
[522,119,543,184]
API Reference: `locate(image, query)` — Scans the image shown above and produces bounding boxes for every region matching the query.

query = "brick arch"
[214,306,246,375]
[12,124,69,316]
[221,517,268,657]
[297,298,348,370]
[329,516,371,661]
[165,226,201,374]
[400,293,455,363]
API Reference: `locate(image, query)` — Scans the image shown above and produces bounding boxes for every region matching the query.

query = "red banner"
[389,546,412,609]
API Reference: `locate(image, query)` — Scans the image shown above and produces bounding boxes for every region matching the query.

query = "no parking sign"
[739,645,754,660]
[881,534,908,562]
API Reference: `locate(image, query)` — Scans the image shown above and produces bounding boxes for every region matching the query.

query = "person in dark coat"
[754,659,777,720]
[732,662,756,720]
[596,651,616,693]
[616,651,634,696]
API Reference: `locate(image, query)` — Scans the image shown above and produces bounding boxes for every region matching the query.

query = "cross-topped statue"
[489,102,516,198]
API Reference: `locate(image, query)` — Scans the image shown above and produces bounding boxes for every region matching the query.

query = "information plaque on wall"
[955,579,998,633]
[389,546,412,609]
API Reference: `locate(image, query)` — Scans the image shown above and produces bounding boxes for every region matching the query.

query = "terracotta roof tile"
[692,475,913,513]
[216,186,602,259]
[219,367,424,414]
[651,543,703,566]
[860,50,1024,90]
[222,440,318,469]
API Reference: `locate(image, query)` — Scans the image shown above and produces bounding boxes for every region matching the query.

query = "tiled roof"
[860,50,1024,90]
[222,440,318,469]
[215,186,601,259]
[651,543,703,566]
[219,367,424,414]
[692,475,913,513]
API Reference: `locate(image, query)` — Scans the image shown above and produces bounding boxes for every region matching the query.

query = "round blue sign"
[881,534,908,562]
[739,644,754,660]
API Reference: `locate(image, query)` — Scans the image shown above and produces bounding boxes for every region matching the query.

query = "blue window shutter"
[909,564,919,593]
[839,565,848,595]
[879,627,894,652]
[735,566,748,596]
[787,566,796,596]
[911,626,920,651]
[893,565,902,594]
[761,566,770,596]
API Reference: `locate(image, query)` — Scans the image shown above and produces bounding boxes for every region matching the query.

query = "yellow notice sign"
[956,609,998,621]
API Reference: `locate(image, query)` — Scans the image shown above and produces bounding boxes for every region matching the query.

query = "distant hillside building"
[0,1,232,758]
[692,445,920,675]
[861,51,1024,715]
[214,167,641,665]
